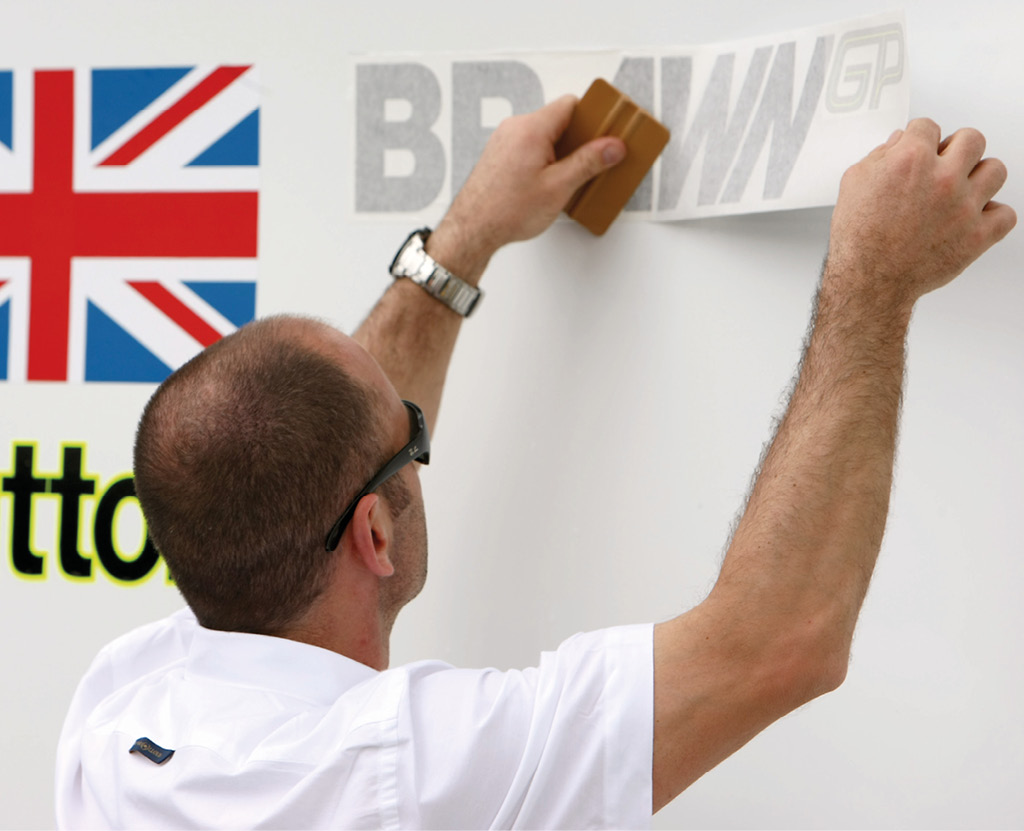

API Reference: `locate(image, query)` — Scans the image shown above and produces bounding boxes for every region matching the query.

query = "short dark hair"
[133,316,388,634]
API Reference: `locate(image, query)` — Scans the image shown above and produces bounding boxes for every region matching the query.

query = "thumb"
[549,136,626,196]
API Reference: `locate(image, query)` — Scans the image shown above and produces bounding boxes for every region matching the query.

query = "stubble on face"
[378,472,429,631]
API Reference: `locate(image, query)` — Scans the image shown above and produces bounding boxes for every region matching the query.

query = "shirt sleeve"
[395,623,654,830]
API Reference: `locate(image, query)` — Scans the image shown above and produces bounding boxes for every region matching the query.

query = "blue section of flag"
[0,299,9,380]
[85,301,173,382]
[0,70,12,150]
[188,109,259,166]
[90,67,191,149]
[184,280,256,328]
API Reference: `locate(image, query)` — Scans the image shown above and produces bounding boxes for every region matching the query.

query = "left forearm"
[353,277,461,438]
[353,225,493,435]
[354,95,625,435]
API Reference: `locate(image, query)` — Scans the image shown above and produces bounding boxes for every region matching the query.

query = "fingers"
[546,136,626,197]
[897,120,1004,206]
[903,117,942,147]
[882,128,903,150]
[970,156,1009,203]
[869,128,903,158]
[939,126,987,169]
[981,200,1018,244]
[866,118,938,161]
[535,94,579,143]
[895,121,987,170]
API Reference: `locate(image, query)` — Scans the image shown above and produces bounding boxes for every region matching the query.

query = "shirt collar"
[187,624,379,707]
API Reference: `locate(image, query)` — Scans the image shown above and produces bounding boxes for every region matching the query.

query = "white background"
[1,1,1021,828]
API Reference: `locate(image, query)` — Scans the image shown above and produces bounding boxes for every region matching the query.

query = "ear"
[348,493,395,577]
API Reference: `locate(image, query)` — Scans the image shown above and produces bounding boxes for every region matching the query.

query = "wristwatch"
[389,228,482,317]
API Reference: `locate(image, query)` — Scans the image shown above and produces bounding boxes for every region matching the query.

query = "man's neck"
[281,593,393,671]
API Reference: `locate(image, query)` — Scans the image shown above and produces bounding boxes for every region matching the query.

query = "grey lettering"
[611,57,655,211]
[451,61,544,195]
[656,56,692,211]
[722,36,833,203]
[659,49,772,209]
[356,63,445,211]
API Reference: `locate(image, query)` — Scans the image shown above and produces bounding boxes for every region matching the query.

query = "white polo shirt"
[56,609,654,829]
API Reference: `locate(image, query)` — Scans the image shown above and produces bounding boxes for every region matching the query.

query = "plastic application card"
[555,79,670,235]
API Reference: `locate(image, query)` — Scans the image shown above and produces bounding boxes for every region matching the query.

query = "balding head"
[133,315,395,634]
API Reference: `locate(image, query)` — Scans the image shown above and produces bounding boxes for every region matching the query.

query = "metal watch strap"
[390,229,482,317]
[421,265,481,317]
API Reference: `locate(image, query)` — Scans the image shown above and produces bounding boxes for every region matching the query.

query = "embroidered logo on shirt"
[129,737,175,765]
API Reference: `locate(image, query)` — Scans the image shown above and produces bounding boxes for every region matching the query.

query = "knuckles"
[988,157,1009,184]
[906,116,942,140]
[947,126,987,160]
[933,168,961,200]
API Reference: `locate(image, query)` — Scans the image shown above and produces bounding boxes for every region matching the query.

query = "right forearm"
[709,121,1014,668]
[651,119,1013,813]
[651,280,909,809]
[712,266,911,669]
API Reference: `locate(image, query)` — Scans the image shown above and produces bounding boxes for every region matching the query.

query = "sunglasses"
[324,400,430,551]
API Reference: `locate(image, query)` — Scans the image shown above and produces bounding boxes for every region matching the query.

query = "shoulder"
[56,608,200,825]
[393,623,653,722]
[96,607,196,680]
[66,608,197,727]
[388,624,654,830]
[96,607,197,664]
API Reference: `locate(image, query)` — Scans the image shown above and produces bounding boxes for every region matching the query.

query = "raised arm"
[353,95,625,433]
[651,120,1016,811]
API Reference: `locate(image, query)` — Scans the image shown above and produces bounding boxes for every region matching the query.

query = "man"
[56,96,1014,828]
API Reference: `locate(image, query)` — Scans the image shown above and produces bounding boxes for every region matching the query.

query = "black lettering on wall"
[50,446,97,578]
[93,477,160,583]
[2,444,48,577]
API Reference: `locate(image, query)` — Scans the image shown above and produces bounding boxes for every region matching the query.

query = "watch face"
[389,230,428,278]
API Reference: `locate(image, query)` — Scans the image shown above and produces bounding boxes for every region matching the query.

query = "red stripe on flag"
[74,191,258,257]
[28,70,76,381]
[100,66,251,166]
[0,195,33,254]
[129,281,223,347]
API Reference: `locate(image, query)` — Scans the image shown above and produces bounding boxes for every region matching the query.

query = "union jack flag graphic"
[0,65,258,382]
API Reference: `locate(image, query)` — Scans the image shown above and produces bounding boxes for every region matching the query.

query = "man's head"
[133,315,426,637]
